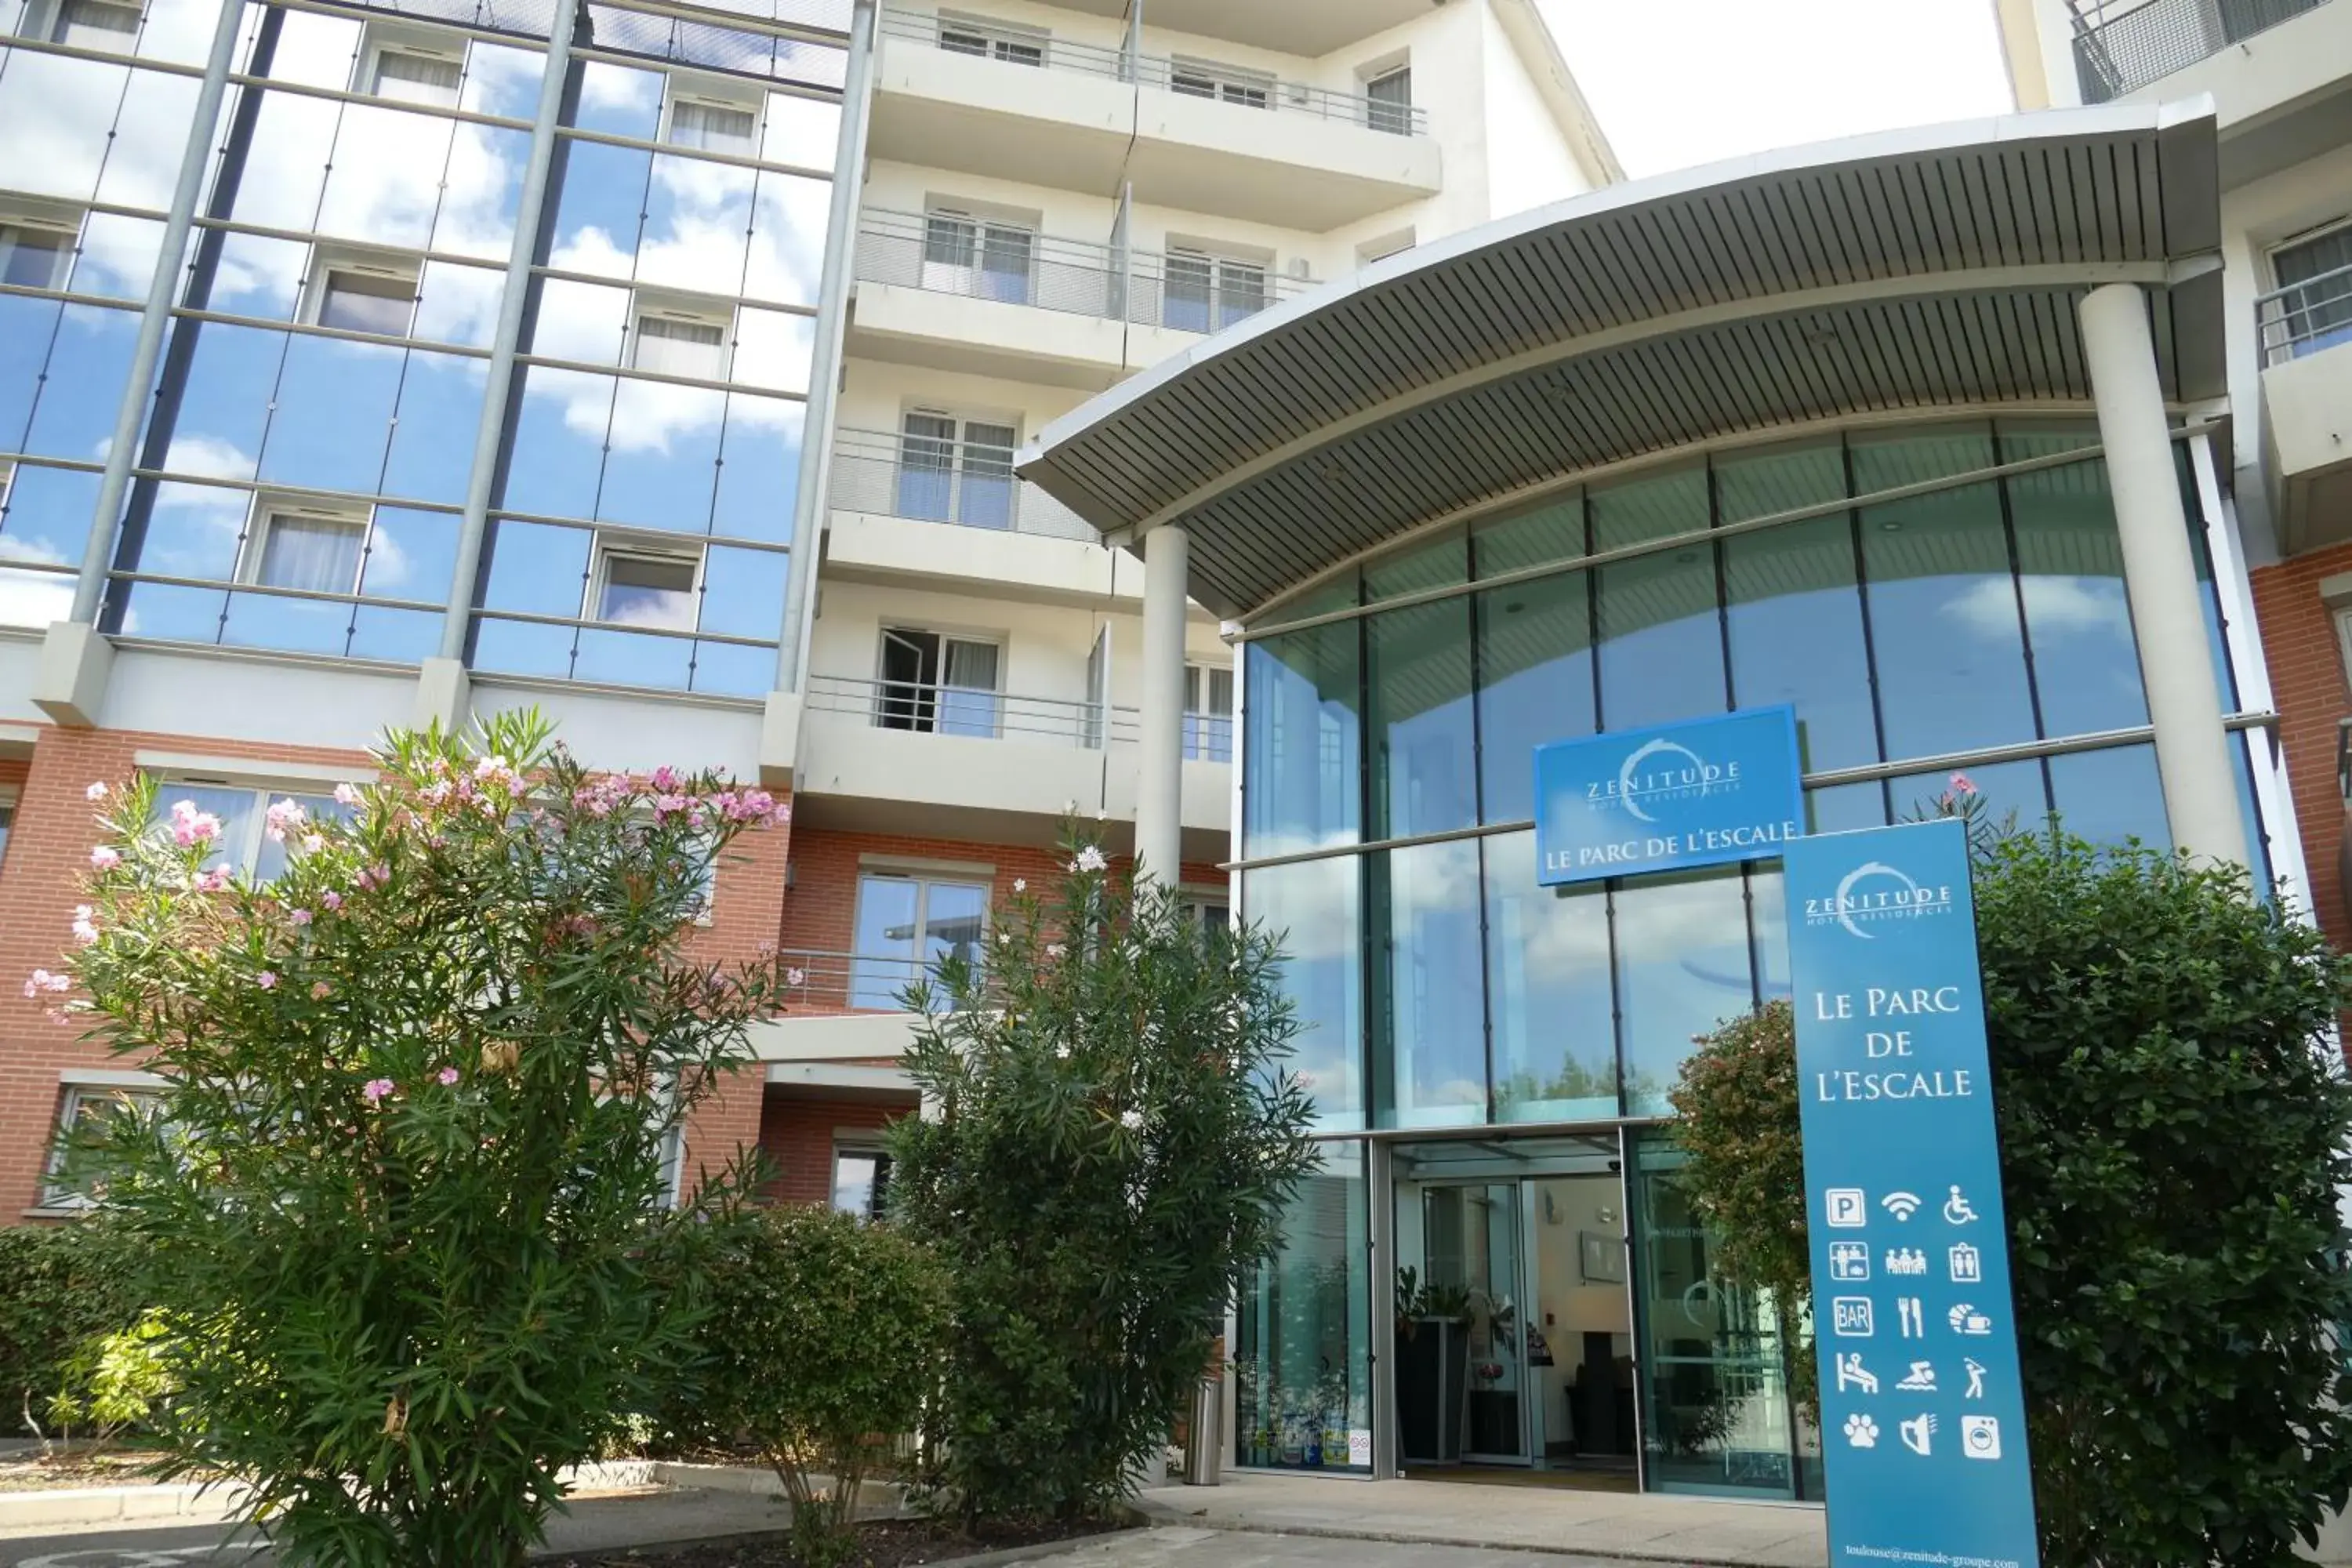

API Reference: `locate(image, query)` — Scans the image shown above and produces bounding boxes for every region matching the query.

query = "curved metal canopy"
[1016,103,2225,622]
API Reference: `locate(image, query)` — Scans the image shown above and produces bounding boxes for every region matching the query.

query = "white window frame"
[895,405,1020,527]
[873,624,1004,737]
[356,24,466,107]
[0,201,83,294]
[1183,661,1233,762]
[659,74,763,156]
[935,10,1046,66]
[849,867,992,1010]
[585,533,704,634]
[33,0,143,51]
[1362,62,1413,134]
[146,773,364,883]
[236,495,373,597]
[40,1080,164,1210]
[1177,888,1230,931]
[300,249,420,338]
[1169,56,1272,108]
[829,1138,894,1221]
[0,783,17,876]
[628,292,735,382]
[1163,246,1270,334]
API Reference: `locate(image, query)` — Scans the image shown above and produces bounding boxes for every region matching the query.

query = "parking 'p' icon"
[1825,1189,1867,1228]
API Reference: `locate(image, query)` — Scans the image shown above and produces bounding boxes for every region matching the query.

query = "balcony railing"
[2256,260,2352,365]
[853,209,1310,333]
[879,7,1431,136]
[804,673,1142,748]
[2072,0,2332,103]
[829,427,1098,540]
[778,948,980,1012]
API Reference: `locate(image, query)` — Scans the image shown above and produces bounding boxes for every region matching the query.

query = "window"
[1178,893,1230,934]
[831,1144,894,1219]
[590,540,700,631]
[309,259,417,336]
[920,208,1033,305]
[368,43,463,107]
[631,301,730,380]
[937,13,1045,65]
[1164,250,1268,334]
[0,794,15,870]
[666,94,759,156]
[1364,65,1412,134]
[850,869,990,1009]
[146,780,358,883]
[240,503,370,596]
[0,220,74,292]
[895,410,1017,528]
[1171,58,1272,108]
[1185,662,1233,762]
[42,1083,162,1207]
[877,627,1001,737]
[2265,220,2352,361]
[48,0,139,49]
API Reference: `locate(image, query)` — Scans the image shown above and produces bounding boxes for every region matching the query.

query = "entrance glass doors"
[1422,1181,1526,1460]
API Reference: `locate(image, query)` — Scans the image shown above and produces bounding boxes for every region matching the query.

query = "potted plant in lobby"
[1393,1266,1473,1465]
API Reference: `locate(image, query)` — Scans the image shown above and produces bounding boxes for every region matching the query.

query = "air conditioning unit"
[1287,257,1312,281]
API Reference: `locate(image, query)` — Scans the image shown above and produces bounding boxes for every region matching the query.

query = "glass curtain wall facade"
[1233,420,2270,1494]
[0,0,846,691]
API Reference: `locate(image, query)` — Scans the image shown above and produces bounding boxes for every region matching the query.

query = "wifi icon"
[1882,1192,1924,1221]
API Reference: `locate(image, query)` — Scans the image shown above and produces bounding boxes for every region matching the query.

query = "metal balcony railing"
[777,948,982,1012]
[804,672,1142,748]
[853,209,1310,332]
[2256,260,2352,365]
[829,427,1098,540]
[879,6,1430,135]
[2071,0,2332,102]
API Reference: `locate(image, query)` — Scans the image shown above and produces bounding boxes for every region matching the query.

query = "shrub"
[59,712,789,1568]
[1672,826,2352,1566]
[0,1218,143,1441]
[889,833,1319,1523]
[48,1309,176,1444]
[677,1207,951,1566]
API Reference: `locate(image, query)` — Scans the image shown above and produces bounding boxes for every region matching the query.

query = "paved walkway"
[1134,1473,1827,1567]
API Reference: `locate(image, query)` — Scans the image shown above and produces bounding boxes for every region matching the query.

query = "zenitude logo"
[1806,860,1955,939]
[1601,737,1743,823]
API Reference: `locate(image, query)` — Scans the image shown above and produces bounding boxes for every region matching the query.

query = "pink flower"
[1069,845,1109,874]
[786,967,807,987]
[1949,771,1977,796]
[84,782,107,802]
[196,866,231,893]
[169,800,221,848]
[332,782,362,808]
[23,968,68,998]
[437,1066,459,1087]
[311,981,331,999]
[289,909,312,927]
[361,1077,394,1103]
[652,765,681,792]
[89,845,121,870]
[321,891,342,911]
[1013,878,1026,893]
[300,833,324,855]
[256,971,278,990]
[70,906,97,946]
[263,798,306,843]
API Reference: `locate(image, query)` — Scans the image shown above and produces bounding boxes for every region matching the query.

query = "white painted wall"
[105,649,415,753]
[1481,2,1592,220]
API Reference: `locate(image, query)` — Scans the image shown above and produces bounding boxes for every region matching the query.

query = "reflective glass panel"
[2007,459,2146,738]
[1367,599,1474,839]
[1714,437,1846,524]
[1885,755,2047,833]
[1613,868,1751,1116]
[1236,1141,1370,1472]
[1244,858,1362,1131]
[1483,832,1615,1123]
[1860,480,2036,760]
[1722,515,1876,771]
[1243,622,1359,858]
[1369,839,1484,1130]
[1597,543,1723,731]
[1475,569,1593,824]
[2046,743,2170,851]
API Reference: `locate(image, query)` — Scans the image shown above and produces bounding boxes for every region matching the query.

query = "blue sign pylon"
[1784,819,2039,1567]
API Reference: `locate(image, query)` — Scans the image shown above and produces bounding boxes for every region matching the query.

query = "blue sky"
[1537,0,2018,180]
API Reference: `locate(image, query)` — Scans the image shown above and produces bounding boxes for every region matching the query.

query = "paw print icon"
[1842,1413,1880,1449]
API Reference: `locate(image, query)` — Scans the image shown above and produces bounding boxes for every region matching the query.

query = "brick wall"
[2251,543,2352,947]
[0,725,796,1219]
[756,1091,911,1207]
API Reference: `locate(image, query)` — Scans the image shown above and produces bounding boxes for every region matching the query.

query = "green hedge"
[0,1218,145,1437]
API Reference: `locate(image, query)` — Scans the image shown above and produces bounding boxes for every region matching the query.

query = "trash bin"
[1183,1374,1223,1486]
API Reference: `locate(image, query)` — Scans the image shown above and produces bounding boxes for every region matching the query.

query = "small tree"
[677,1207,951,1566]
[888,833,1319,1523]
[0,1218,143,1445]
[1673,823,2352,1566]
[57,712,788,1567]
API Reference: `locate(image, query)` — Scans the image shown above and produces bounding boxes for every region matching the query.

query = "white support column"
[1136,524,1189,886]
[2078,282,2250,867]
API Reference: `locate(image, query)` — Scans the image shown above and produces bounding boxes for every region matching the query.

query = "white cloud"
[1943,575,2132,642]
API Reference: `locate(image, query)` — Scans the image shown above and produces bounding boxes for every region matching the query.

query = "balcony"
[776,949,970,1014]
[2257,260,2352,554]
[868,9,1443,228]
[848,208,1310,387]
[792,670,1231,849]
[2071,0,2351,183]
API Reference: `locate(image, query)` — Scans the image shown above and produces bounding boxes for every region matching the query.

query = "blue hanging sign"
[1783,819,2040,1568]
[1531,706,1802,887]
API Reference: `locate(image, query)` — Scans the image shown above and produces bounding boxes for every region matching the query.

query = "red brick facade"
[2251,543,2352,948]
[0,725,1221,1220]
